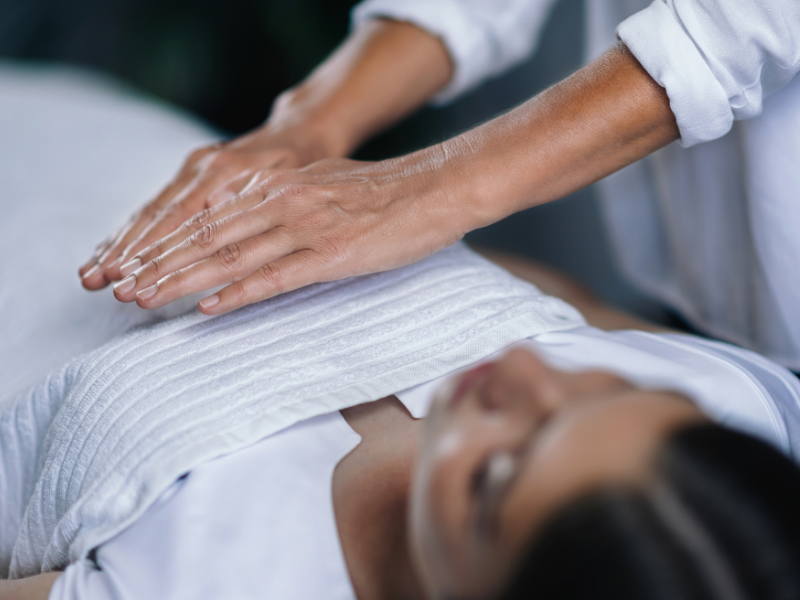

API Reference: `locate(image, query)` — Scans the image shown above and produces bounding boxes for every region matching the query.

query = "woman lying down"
[2,243,800,600]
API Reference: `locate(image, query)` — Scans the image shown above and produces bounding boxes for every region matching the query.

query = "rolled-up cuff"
[352,0,496,105]
[617,0,733,147]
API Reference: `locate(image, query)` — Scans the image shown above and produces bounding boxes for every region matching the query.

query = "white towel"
[1,243,584,578]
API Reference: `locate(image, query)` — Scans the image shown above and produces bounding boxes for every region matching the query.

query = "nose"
[480,348,566,420]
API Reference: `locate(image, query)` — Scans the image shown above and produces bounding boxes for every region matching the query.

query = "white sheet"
[0,62,217,407]
[48,325,800,600]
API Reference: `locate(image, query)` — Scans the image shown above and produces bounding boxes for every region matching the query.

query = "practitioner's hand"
[109,148,478,315]
[79,19,454,291]
[79,122,338,290]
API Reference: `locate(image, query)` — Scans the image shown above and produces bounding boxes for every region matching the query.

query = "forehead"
[496,390,703,552]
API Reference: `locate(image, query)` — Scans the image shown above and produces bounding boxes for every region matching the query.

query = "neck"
[335,396,427,600]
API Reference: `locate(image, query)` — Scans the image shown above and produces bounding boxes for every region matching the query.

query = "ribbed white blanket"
[0,243,584,578]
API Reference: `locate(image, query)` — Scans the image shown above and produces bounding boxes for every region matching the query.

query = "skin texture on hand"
[109,40,678,316]
[110,151,468,313]
[79,19,453,289]
[79,125,332,288]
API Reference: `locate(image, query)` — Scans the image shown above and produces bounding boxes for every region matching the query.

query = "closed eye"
[472,451,521,537]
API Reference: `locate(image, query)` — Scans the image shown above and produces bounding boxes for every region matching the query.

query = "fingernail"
[137,284,158,301]
[119,258,141,278]
[107,256,123,270]
[199,294,220,310]
[82,264,100,280]
[113,274,136,294]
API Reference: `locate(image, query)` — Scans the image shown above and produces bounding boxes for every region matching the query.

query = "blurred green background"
[0,0,668,321]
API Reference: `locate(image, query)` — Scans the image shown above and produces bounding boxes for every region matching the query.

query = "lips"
[449,362,495,409]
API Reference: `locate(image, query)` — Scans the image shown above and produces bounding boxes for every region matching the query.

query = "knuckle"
[263,171,291,186]
[166,267,188,288]
[148,255,167,279]
[216,243,244,271]
[190,223,217,249]
[255,262,285,293]
[277,184,307,200]
[143,239,166,262]
[139,203,159,220]
[208,150,237,169]
[183,209,212,233]
[253,172,293,195]
[154,203,181,221]
[230,280,248,303]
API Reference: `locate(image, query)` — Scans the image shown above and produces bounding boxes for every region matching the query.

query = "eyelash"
[472,451,519,535]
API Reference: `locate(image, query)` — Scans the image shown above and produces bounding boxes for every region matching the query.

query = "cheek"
[409,429,476,592]
[413,429,468,547]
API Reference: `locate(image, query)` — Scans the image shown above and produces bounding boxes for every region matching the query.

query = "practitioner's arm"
[111,42,679,315]
[80,18,453,288]
[0,573,60,600]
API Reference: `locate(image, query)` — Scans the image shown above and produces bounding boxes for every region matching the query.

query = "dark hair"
[498,424,800,600]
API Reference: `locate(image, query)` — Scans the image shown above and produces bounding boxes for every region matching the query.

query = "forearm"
[267,19,453,158]
[102,38,677,314]
[417,42,679,230]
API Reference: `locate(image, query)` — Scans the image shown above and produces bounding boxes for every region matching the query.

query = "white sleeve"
[351,0,560,104]
[617,0,800,147]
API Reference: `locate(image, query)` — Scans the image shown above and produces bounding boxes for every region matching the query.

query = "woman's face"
[409,347,706,599]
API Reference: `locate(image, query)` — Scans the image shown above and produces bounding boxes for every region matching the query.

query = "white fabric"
[49,413,360,600]
[355,0,800,145]
[617,0,800,147]
[598,75,800,368]
[1,242,583,579]
[3,58,800,598]
[0,63,585,580]
[0,62,217,406]
[352,0,558,104]
[352,0,800,370]
[49,325,800,600]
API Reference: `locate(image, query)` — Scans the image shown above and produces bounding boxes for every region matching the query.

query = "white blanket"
[0,64,585,578]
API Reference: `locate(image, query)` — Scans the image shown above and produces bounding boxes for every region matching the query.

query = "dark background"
[0,0,667,321]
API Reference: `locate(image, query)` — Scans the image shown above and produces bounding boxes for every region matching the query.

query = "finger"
[81,169,199,290]
[197,249,328,315]
[205,153,291,207]
[236,154,296,196]
[128,229,295,310]
[128,146,293,264]
[78,231,118,277]
[239,169,277,196]
[107,170,239,282]
[113,205,275,303]
[206,170,256,207]
[117,185,267,281]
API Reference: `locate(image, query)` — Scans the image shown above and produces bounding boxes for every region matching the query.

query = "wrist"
[265,84,359,160]
[390,141,497,242]
[423,135,518,233]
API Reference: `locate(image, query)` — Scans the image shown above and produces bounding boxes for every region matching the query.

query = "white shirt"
[49,326,800,600]
[353,0,800,370]
[50,412,361,600]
